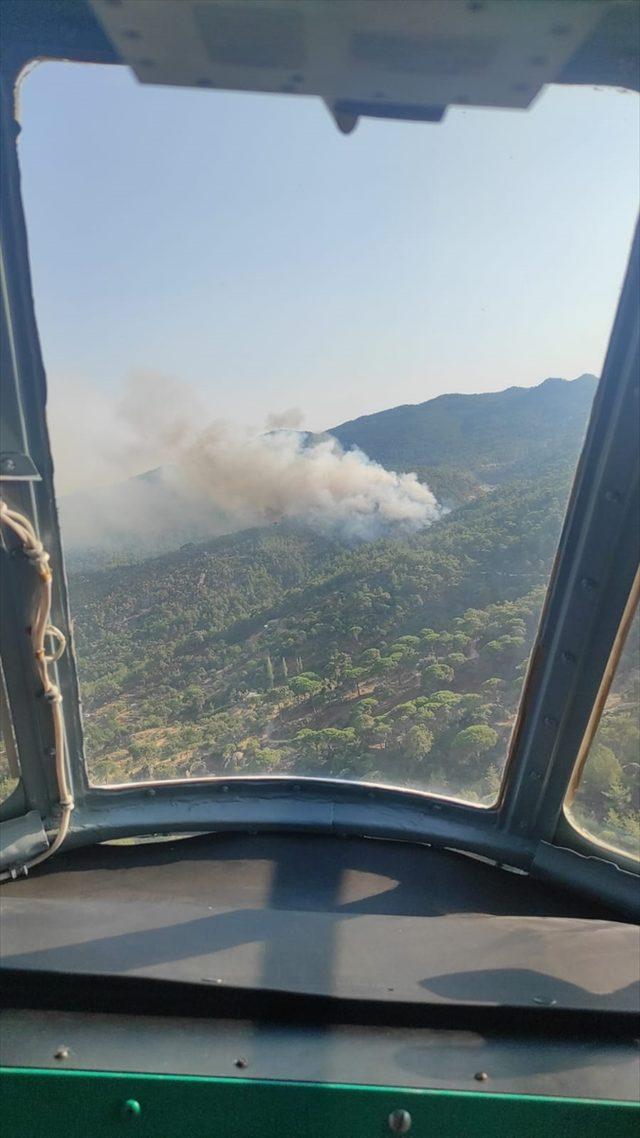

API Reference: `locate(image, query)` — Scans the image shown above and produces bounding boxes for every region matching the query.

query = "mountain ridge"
[332,374,597,424]
[59,373,598,563]
[328,373,598,476]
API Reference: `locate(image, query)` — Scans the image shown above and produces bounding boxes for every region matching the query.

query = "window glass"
[566,602,639,859]
[17,63,639,800]
[0,662,21,803]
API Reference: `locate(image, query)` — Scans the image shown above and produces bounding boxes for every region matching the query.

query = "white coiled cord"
[0,498,73,880]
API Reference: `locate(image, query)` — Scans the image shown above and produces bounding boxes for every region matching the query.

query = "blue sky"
[17,62,639,488]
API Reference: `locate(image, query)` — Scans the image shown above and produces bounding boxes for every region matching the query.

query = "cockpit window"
[566,593,639,860]
[16,62,640,802]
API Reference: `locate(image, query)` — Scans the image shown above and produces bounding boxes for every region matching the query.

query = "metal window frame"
[0,1,638,912]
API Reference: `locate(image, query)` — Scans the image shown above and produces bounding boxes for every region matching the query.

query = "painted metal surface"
[1,1068,638,1138]
[3,1007,638,1100]
[0,811,48,872]
[0,452,42,481]
[91,0,613,118]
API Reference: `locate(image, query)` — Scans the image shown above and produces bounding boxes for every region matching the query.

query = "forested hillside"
[61,373,638,854]
[330,374,598,480]
[74,471,563,795]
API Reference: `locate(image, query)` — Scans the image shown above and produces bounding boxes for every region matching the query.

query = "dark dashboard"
[2,832,638,1117]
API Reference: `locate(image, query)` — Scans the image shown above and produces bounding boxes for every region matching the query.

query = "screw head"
[234,1057,248,1069]
[388,1109,412,1133]
[121,1099,142,1119]
[474,1071,489,1082]
[54,1046,70,1060]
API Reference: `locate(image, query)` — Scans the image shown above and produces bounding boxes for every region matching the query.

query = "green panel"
[1,1068,638,1138]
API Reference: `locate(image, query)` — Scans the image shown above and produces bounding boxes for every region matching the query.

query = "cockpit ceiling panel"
[89,0,634,124]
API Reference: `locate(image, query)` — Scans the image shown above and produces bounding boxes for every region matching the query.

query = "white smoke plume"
[181,425,441,540]
[51,374,443,554]
[264,407,305,430]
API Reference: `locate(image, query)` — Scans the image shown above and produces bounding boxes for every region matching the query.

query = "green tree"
[326,651,352,690]
[451,724,499,766]
[421,663,454,693]
[403,724,434,763]
[344,665,366,695]
[289,675,322,702]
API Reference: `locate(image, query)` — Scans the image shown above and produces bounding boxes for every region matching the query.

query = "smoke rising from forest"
[52,374,443,554]
[181,424,442,539]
